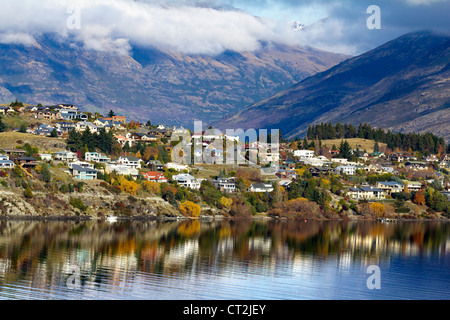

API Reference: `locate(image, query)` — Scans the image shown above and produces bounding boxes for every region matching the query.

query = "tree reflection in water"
[0,220,448,298]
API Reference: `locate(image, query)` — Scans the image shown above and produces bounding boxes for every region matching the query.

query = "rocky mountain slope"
[215,31,450,140]
[0,34,347,127]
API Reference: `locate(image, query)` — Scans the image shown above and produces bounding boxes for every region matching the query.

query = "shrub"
[69,198,87,211]
[179,201,201,217]
[59,184,69,193]
[24,187,33,198]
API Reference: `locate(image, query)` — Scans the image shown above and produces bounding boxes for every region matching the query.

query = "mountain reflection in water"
[0,220,448,300]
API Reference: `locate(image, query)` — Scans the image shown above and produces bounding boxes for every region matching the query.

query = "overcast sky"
[0,0,448,55]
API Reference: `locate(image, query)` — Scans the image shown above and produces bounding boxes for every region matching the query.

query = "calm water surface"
[0,219,448,300]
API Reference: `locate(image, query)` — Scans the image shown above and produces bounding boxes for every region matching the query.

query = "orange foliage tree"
[413,192,426,206]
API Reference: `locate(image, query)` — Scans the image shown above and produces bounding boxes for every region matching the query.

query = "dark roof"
[121,156,140,161]
[71,164,97,173]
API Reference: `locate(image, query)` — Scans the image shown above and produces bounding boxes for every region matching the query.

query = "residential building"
[299,156,332,167]
[114,135,134,147]
[335,165,357,175]
[1,149,26,156]
[213,178,236,193]
[59,110,79,120]
[38,154,52,161]
[376,181,404,195]
[404,180,422,192]
[331,158,349,164]
[0,160,14,169]
[53,151,78,162]
[75,121,98,133]
[70,164,97,180]
[36,110,63,120]
[68,161,95,170]
[147,160,164,171]
[15,157,38,168]
[275,169,298,180]
[348,186,386,200]
[141,171,168,183]
[172,174,201,190]
[116,156,141,169]
[131,132,158,141]
[310,167,333,176]
[405,161,429,171]
[105,164,139,178]
[112,115,126,124]
[34,124,59,136]
[56,122,76,133]
[164,162,189,172]
[294,150,314,159]
[85,152,111,163]
[248,183,274,193]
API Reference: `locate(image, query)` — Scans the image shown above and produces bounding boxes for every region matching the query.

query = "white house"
[348,186,386,200]
[0,160,14,169]
[164,162,190,172]
[38,154,52,161]
[116,156,141,169]
[75,121,98,133]
[53,151,78,162]
[68,161,95,170]
[331,158,349,164]
[248,183,274,193]
[105,164,139,178]
[0,155,9,161]
[85,152,111,163]
[294,150,314,159]
[335,165,357,175]
[213,178,236,193]
[172,174,201,190]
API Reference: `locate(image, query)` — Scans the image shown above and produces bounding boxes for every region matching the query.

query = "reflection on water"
[0,220,448,300]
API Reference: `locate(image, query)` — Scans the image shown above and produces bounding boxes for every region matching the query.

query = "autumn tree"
[413,192,426,206]
[369,203,385,217]
[179,201,201,217]
[220,196,233,209]
[142,181,161,195]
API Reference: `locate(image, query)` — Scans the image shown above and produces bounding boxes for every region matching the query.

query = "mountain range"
[0,34,346,126]
[216,31,450,140]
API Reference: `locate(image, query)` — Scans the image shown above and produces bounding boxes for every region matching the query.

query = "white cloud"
[0,32,38,46]
[0,0,447,56]
[0,0,281,55]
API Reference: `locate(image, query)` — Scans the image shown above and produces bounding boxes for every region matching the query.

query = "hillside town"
[0,101,449,220]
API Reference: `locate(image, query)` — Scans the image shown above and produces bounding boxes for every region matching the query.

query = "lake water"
[0,219,448,300]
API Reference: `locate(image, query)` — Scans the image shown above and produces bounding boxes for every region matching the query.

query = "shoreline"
[0,214,448,223]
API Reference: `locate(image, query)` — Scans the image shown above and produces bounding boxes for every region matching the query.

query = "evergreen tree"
[41,165,51,183]
[374,141,380,153]
[0,116,7,132]
[339,140,352,160]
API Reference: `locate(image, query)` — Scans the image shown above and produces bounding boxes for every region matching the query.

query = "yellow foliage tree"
[118,176,139,195]
[369,203,385,217]
[179,201,201,217]
[142,181,161,195]
[321,179,331,190]
[220,197,233,208]
[295,168,305,177]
